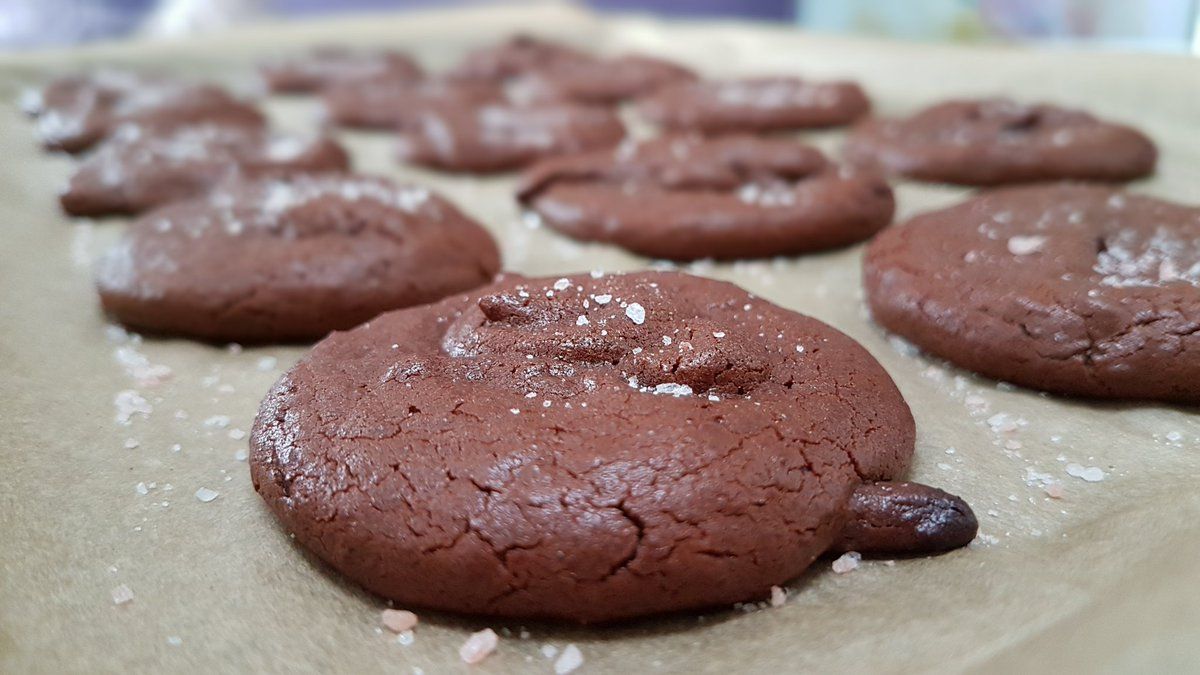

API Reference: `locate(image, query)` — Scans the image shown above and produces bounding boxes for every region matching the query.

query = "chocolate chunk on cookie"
[95,174,500,343]
[396,103,626,173]
[447,34,592,82]
[250,271,976,623]
[514,54,696,105]
[517,135,894,260]
[865,184,1200,403]
[843,98,1157,185]
[260,47,423,94]
[31,74,265,154]
[61,124,350,217]
[638,76,871,135]
[322,75,504,130]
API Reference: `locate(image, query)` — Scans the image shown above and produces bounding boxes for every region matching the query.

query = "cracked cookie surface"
[250,271,925,622]
[843,98,1156,185]
[61,123,350,216]
[517,135,894,260]
[865,184,1200,403]
[95,174,500,343]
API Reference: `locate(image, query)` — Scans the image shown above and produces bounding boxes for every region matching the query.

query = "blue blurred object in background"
[0,0,1196,53]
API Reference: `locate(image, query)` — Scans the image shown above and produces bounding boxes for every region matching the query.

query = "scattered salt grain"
[653,383,693,397]
[831,551,861,574]
[593,294,611,305]
[203,415,230,429]
[381,609,418,633]
[576,316,589,326]
[166,636,182,646]
[769,585,787,607]
[553,278,571,291]
[554,644,583,674]
[1066,463,1106,483]
[256,357,277,371]
[662,336,672,346]
[228,429,246,440]
[712,331,725,339]
[114,390,152,425]
[541,644,558,659]
[1007,235,1047,256]
[625,303,646,325]
[1044,483,1066,499]
[135,482,149,496]
[123,438,139,449]
[194,487,220,503]
[459,628,498,664]
[111,584,134,605]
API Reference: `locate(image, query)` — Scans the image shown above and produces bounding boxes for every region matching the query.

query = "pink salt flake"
[381,609,418,633]
[459,628,498,664]
[831,551,861,574]
[1044,482,1066,499]
[111,584,134,605]
[769,585,787,607]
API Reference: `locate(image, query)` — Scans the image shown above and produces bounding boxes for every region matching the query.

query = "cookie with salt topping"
[322,76,504,131]
[396,103,625,173]
[61,124,350,217]
[29,74,265,154]
[865,184,1200,403]
[637,76,871,135]
[843,98,1156,185]
[259,46,423,94]
[517,134,894,260]
[95,174,500,343]
[513,53,697,105]
[250,271,977,623]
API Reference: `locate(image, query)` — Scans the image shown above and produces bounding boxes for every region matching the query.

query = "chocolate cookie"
[95,174,500,343]
[250,271,976,623]
[843,98,1157,185]
[396,103,626,173]
[638,76,871,135]
[865,184,1200,403]
[31,75,265,154]
[517,135,894,260]
[447,34,592,82]
[513,54,697,105]
[321,76,504,130]
[260,47,423,94]
[61,124,350,217]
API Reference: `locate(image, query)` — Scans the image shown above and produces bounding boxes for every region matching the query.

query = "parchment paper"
[2,4,1198,673]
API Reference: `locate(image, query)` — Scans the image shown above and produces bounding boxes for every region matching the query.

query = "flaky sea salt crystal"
[625,303,646,325]
[203,415,231,429]
[553,278,571,291]
[832,552,861,574]
[459,628,498,664]
[256,356,278,371]
[541,644,558,659]
[382,609,418,633]
[1066,463,1106,482]
[234,449,248,462]
[135,482,149,495]
[228,429,247,440]
[987,412,1021,433]
[554,644,583,674]
[1007,235,1047,255]
[114,390,152,425]
[576,316,589,326]
[194,487,220,503]
[111,584,134,605]
[653,383,693,397]
[593,294,612,305]
[769,585,787,607]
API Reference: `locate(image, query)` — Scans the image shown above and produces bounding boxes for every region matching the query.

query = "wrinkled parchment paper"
[2,4,1199,673]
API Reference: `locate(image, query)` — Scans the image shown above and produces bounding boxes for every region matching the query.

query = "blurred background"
[0,0,1197,53]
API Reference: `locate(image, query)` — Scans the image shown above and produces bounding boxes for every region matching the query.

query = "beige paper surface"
[2,4,1198,673]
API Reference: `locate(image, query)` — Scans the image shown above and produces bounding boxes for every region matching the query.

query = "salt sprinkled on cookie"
[459,628,499,664]
[1007,235,1047,255]
[625,302,646,324]
[769,585,788,607]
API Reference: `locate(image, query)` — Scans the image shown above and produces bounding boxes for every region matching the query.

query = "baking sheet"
[2,4,1199,673]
